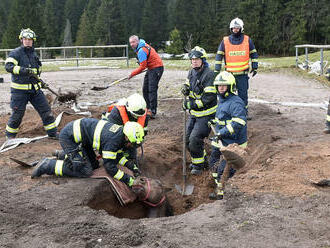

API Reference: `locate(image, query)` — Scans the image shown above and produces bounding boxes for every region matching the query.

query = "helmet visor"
[132,108,146,117]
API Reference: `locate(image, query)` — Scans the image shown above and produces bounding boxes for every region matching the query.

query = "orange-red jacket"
[107,105,147,127]
[224,35,250,73]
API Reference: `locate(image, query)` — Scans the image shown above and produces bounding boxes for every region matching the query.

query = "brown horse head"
[131,176,165,207]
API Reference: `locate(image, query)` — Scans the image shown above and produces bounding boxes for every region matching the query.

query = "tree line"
[0,0,329,56]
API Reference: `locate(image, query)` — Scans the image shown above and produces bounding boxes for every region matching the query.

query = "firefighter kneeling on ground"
[208,71,247,200]
[102,93,148,170]
[4,28,57,139]
[181,46,217,175]
[31,119,144,188]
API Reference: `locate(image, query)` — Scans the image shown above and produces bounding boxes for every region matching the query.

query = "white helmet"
[229,18,244,32]
[126,93,146,117]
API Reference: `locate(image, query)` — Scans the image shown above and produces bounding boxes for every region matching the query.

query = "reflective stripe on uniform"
[92,120,107,150]
[5,57,18,65]
[13,66,21,74]
[239,142,247,148]
[44,122,57,131]
[215,61,222,64]
[6,125,19,134]
[232,117,246,126]
[119,156,128,166]
[113,169,124,180]
[55,160,64,176]
[191,156,205,164]
[217,51,224,55]
[190,105,217,117]
[195,100,203,108]
[10,82,32,90]
[327,115,330,122]
[251,59,258,62]
[250,49,257,54]
[204,86,217,94]
[102,151,117,159]
[73,119,82,143]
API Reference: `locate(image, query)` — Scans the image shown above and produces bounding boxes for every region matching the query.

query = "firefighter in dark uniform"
[181,46,217,175]
[102,93,148,173]
[31,119,144,187]
[208,71,247,200]
[324,97,330,134]
[4,28,57,139]
[214,18,258,119]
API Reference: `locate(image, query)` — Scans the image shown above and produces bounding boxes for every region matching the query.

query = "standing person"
[208,71,247,200]
[32,119,144,187]
[181,46,217,175]
[324,97,330,134]
[214,18,258,119]
[128,35,164,119]
[4,28,57,139]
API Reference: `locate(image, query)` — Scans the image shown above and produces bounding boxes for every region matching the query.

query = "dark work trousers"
[6,89,57,138]
[143,66,164,115]
[234,74,249,108]
[209,146,236,180]
[186,115,213,166]
[58,123,96,177]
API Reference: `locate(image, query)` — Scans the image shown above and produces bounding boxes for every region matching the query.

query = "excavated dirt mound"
[0,69,329,247]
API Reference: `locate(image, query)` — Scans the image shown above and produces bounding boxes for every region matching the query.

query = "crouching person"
[31,118,144,187]
[208,71,247,200]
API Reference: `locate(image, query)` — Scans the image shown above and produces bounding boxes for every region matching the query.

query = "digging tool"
[175,99,194,196]
[10,157,38,168]
[90,70,147,91]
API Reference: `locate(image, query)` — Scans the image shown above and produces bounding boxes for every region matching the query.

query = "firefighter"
[208,71,247,200]
[128,35,164,119]
[4,28,57,139]
[102,93,148,167]
[181,46,217,175]
[214,18,258,119]
[31,119,144,187]
[324,97,330,134]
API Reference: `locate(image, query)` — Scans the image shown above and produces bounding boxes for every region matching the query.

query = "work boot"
[31,158,55,178]
[48,132,59,140]
[52,150,66,160]
[209,180,224,200]
[146,109,156,119]
[191,164,203,175]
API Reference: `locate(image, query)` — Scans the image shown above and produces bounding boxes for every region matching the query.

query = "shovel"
[10,157,38,168]
[175,100,194,196]
[91,76,129,91]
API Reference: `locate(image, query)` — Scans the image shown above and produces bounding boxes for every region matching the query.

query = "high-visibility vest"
[224,35,250,72]
[108,105,147,127]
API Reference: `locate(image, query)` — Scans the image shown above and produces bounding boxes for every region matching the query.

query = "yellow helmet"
[123,121,144,145]
[126,93,146,117]
[19,28,37,41]
[214,71,237,94]
[189,46,207,59]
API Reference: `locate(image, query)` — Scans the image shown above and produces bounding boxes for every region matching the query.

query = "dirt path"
[0,68,329,247]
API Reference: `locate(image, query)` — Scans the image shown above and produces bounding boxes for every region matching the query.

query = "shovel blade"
[10,157,37,168]
[175,184,194,195]
[91,86,108,91]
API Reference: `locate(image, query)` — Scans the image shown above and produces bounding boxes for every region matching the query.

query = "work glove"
[26,67,38,75]
[128,176,135,187]
[182,99,191,110]
[208,119,217,127]
[125,160,141,177]
[181,84,190,96]
[250,69,257,77]
[40,79,48,89]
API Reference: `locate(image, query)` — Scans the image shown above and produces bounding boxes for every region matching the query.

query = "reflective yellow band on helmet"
[6,125,19,133]
[190,105,217,117]
[215,61,222,64]
[327,115,330,122]
[102,151,117,159]
[195,100,203,108]
[226,123,234,134]
[44,122,57,131]
[250,49,257,54]
[73,119,82,143]
[13,66,21,74]
[226,60,249,66]
[114,169,124,180]
[204,86,217,94]
[55,160,64,176]
[5,57,18,65]
[119,156,128,166]
[217,51,224,55]
[93,120,107,150]
[232,117,246,126]
[191,156,205,164]
[239,142,247,148]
